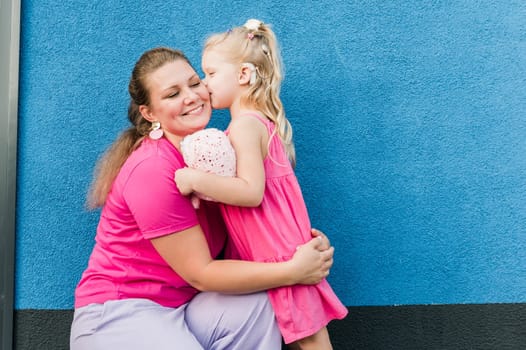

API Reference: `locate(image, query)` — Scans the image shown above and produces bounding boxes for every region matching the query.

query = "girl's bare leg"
[287,326,333,350]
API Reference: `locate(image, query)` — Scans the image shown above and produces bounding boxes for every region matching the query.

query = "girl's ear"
[139,105,154,122]
[239,63,256,85]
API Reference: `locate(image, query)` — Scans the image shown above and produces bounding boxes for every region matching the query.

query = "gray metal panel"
[0,0,20,349]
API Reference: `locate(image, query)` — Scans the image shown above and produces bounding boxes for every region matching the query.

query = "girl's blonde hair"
[87,47,191,208]
[204,19,296,166]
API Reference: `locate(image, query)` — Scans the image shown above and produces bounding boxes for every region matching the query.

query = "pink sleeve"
[123,155,198,239]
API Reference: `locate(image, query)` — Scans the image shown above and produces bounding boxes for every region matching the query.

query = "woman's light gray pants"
[70,292,281,350]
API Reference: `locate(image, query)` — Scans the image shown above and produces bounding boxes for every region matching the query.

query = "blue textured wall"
[16,1,526,309]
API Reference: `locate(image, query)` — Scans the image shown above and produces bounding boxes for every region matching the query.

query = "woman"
[70,47,334,350]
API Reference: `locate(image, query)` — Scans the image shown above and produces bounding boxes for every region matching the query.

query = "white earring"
[241,62,257,85]
[149,121,164,140]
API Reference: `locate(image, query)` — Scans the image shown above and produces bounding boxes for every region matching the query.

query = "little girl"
[175,19,348,349]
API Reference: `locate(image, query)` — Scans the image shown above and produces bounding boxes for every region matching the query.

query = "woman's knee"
[186,292,280,348]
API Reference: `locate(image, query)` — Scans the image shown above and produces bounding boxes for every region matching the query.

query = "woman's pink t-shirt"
[74,138,228,308]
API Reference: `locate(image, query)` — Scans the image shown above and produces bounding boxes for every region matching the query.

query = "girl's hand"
[174,167,196,195]
[310,228,331,251]
[289,235,334,285]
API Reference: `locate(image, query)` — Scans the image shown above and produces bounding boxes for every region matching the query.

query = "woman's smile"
[182,104,204,116]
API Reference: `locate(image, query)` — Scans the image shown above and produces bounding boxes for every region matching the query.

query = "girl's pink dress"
[181,114,348,343]
[225,114,348,343]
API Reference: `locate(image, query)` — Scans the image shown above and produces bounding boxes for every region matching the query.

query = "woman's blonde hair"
[87,47,191,208]
[204,19,296,166]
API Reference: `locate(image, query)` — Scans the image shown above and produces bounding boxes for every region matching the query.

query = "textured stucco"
[15,1,526,309]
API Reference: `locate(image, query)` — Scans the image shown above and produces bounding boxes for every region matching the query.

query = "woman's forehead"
[149,60,197,89]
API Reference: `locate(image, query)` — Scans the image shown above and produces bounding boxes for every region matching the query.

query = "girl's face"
[141,59,212,147]
[201,48,242,110]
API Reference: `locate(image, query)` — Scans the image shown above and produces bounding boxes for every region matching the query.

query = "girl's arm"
[175,116,267,206]
[150,224,333,293]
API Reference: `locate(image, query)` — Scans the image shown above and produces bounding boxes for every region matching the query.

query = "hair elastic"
[244,19,262,31]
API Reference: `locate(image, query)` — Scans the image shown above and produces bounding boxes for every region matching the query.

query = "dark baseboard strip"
[327,303,526,350]
[14,308,72,350]
[14,303,526,350]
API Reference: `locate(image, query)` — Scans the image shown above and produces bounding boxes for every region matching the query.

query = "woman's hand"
[288,233,334,285]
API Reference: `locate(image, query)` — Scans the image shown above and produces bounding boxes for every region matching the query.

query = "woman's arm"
[175,116,267,207]
[150,225,333,294]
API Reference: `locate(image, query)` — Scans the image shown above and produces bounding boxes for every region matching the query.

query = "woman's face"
[141,59,212,147]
